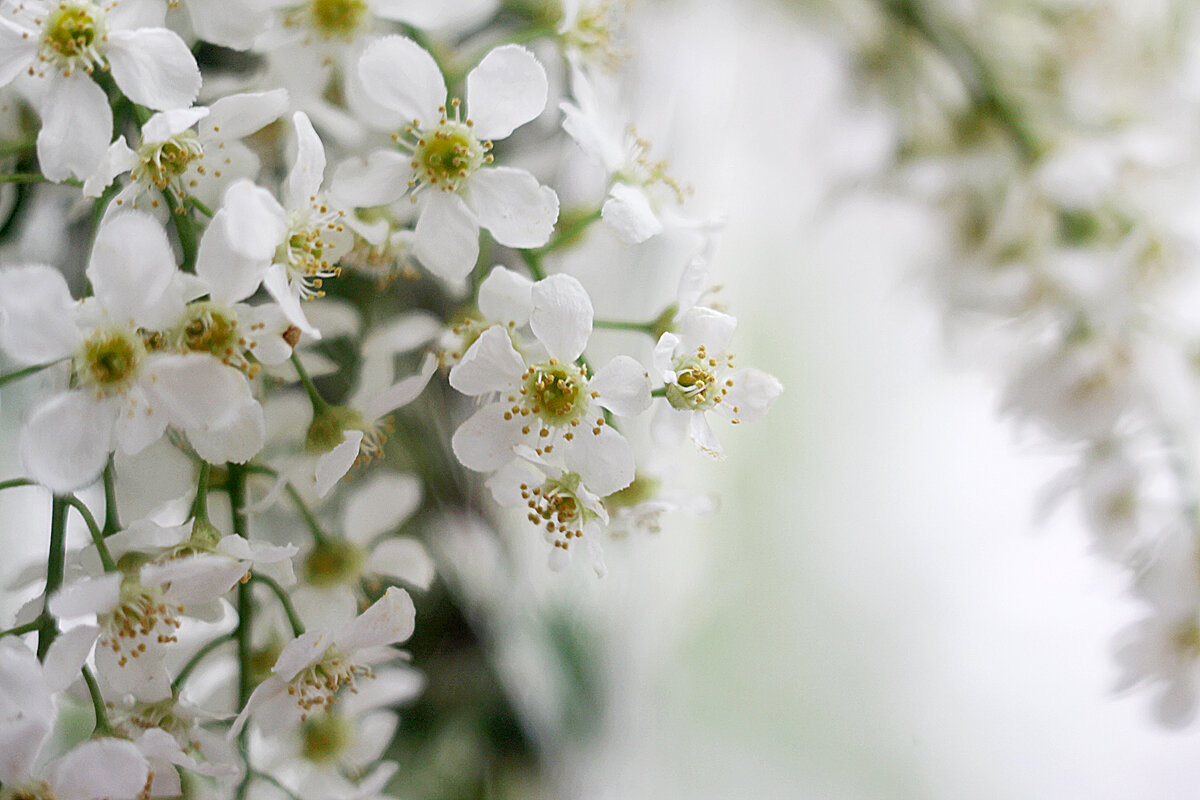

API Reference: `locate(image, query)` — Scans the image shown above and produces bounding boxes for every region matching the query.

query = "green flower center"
[309,0,368,38]
[666,345,734,412]
[133,132,203,192]
[77,327,146,392]
[42,2,104,65]
[304,538,366,587]
[414,121,485,192]
[176,302,241,360]
[524,361,588,424]
[301,711,353,763]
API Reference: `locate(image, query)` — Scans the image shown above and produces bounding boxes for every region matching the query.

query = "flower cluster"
[847,0,1200,726]
[0,1,779,796]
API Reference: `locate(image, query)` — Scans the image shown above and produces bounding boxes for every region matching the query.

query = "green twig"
[284,482,329,545]
[0,619,41,639]
[190,462,211,523]
[61,495,115,572]
[290,352,330,412]
[172,631,236,693]
[37,497,68,661]
[82,665,114,735]
[102,459,121,536]
[0,361,58,387]
[250,574,305,637]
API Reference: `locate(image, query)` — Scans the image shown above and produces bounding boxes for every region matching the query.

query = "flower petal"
[590,355,651,417]
[87,211,178,326]
[413,190,479,281]
[335,586,415,652]
[477,266,533,325]
[284,112,326,211]
[343,471,423,543]
[82,136,138,198]
[20,391,114,493]
[42,625,99,693]
[466,166,558,248]
[530,273,593,363]
[602,182,662,243]
[314,431,362,498]
[357,35,446,125]
[50,739,149,800]
[107,28,201,110]
[0,17,36,88]
[216,179,288,261]
[330,150,413,208]
[143,354,252,430]
[562,424,635,497]
[201,89,289,141]
[366,539,435,590]
[677,306,737,356]
[451,402,524,472]
[465,44,548,140]
[716,367,783,424]
[142,106,208,143]
[448,325,525,396]
[0,265,81,364]
[37,72,112,182]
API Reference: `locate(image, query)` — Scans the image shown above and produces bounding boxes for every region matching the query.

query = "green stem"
[0,619,41,639]
[651,387,667,398]
[172,631,235,692]
[284,482,329,545]
[0,478,36,492]
[102,458,120,536]
[250,574,305,637]
[61,495,115,572]
[190,462,211,523]
[0,361,59,387]
[593,319,657,334]
[187,196,215,218]
[0,138,36,158]
[290,352,331,412]
[519,248,547,281]
[227,462,252,800]
[0,173,52,184]
[878,0,1040,161]
[164,190,199,272]
[82,665,114,735]
[38,497,68,661]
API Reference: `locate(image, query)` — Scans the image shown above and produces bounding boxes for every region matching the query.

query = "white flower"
[84,89,290,210]
[449,273,649,491]
[335,37,559,281]
[561,66,690,243]
[0,213,264,492]
[252,666,423,797]
[292,471,435,629]
[0,635,150,800]
[652,306,782,459]
[0,0,201,180]
[230,586,417,736]
[436,264,534,367]
[486,445,610,575]
[210,113,352,338]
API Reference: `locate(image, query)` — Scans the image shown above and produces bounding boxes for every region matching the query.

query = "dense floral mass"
[0,1,780,797]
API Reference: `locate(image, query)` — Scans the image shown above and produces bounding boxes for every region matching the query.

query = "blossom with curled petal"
[230,587,416,737]
[334,37,559,281]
